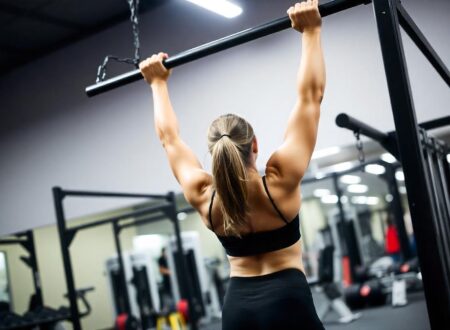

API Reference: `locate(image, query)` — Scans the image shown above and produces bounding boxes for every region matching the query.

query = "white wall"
[0,0,449,236]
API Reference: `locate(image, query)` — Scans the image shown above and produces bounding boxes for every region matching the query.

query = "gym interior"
[0,0,449,329]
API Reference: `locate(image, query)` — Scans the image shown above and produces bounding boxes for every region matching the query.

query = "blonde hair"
[208,114,255,236]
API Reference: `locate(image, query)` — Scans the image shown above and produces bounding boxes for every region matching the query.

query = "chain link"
[96,0,141,83]
[354,130,365,164]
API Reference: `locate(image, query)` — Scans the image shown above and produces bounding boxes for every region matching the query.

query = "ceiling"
[0,0,166,75]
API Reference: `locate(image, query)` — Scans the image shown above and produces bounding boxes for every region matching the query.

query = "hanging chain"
[96,0,141,83]
[354,130,365,164]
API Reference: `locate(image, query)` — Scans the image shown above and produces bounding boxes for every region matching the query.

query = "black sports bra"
[208,176,301,257]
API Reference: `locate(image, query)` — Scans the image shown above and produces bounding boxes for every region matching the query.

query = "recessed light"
[365,164,386,175]
[347,184,368,193]
[395,170,405,181]
[321,195,338,204]
[186,0,242,18]
[340,175,361,185]
[313,189,330,198]
[381,153,397,163]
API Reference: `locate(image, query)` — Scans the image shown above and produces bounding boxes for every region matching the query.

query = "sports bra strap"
[262,176,289,224]
[208,190,216,231]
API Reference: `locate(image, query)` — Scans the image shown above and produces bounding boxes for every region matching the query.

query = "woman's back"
[205,170,305,277]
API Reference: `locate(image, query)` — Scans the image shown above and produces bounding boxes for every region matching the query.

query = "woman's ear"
[252,137,258,154]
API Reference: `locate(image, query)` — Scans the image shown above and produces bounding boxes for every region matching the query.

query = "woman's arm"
[139,54,212,209]
[267,0,325,190]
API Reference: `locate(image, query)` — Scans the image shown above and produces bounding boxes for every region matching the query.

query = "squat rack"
[52,188,199,330]
[82,0,450,327]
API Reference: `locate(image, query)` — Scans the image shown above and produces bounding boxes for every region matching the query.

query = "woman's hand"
[287,0,322,33]
[139,52,172,85]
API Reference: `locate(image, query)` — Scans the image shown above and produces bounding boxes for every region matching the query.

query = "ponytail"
[208,114,254,237]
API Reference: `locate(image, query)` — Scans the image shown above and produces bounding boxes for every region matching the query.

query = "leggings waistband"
[229,268,306,284]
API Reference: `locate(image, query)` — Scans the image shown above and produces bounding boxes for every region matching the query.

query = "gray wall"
[0,0,449,236]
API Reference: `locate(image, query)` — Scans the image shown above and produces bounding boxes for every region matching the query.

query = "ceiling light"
[321,195,338,204]
[385,194,393,202]
[177,212,188,221]
[365,164,386,175]
[381,153,397,163]
[347,184,368,193]
[395,170,405,181]
[186,0,242,18]
[447,154,450,163]
[340,196,348,204]
[331,161,354,172]
[366,197,379,205]
[312,146,341,160]
[399,186,407,194]
[351,196,367,204]
[313,189,330,198]
[340,175,361,185]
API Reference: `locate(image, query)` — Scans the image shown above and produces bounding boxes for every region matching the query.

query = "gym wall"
[0,0,448,236]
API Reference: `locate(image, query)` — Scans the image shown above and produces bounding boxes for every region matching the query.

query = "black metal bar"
[331,174,348,256]
[26,231,44,307]
[53,187,82,330]
[118,213,168,230]
[396,3,450,86]
[372,0,450,327]
[335,113,399,157]
[112,221,132,315]
[61,189,168,200]
[85,0,369,97]
[419,115,450,131]
[167,192,199,330]
[383,165,412,260]
[0,239,25,245]
[67,203,171,233]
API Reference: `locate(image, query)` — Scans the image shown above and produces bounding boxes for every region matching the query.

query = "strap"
[208,190,216,231]
[262,176,289,224]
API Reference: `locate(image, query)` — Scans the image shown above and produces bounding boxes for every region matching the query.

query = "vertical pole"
[53,187,82,330]
[26,231,44,306]
[372,0,450,327]
[332,174,348,255]
[112,221,132,315]
[167,192,199,330]
[384,165,412,260]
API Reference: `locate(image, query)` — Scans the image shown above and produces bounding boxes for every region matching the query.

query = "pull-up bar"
[85,0,369,97]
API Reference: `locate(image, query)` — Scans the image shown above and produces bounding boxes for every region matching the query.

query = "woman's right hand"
[287,0,322,33]
[139,52,172,86]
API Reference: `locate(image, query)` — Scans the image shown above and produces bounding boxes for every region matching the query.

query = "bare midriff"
[227,240,305,277]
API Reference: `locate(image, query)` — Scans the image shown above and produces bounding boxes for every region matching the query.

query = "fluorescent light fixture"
[340,175,361,185]
[395,170,405,181]
[186,0,242,18]
[385,194,393,202]
[331,161,354,172]
[351,196,379,205]
[347,184,368,193]
[177,212,188,221]
[312,146,341,160]
[381,153,397,163]
[315,172,326,179]
[365,164,386,175]
[366,197,380,205]
[313,189,330,198]
[321,195,338,204]
[399,186,407,194]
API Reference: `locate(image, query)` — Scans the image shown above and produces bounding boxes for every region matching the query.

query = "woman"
[139,1,325,329]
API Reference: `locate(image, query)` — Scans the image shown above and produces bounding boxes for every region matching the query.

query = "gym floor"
[198,292,430,330]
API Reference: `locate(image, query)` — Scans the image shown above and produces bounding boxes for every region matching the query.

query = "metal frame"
[85,0,370,96]
[0,230,43,308]
[53,188,199,330]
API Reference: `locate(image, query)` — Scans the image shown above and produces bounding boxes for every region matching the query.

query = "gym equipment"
[53,188,199,330]
[85,0,370,96]
[309,243,361,324]
[166,232,222,325]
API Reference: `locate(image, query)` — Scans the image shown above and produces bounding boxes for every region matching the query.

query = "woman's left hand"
[139,52,172,85]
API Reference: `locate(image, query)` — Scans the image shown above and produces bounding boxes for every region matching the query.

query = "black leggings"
[222,268,324,330]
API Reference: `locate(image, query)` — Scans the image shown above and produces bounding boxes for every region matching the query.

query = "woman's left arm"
[140,53,211,209]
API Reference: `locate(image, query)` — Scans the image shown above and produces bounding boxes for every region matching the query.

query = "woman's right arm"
[266,0,325,190]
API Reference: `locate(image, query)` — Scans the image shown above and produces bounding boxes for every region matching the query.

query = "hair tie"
[219,134,231,140]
